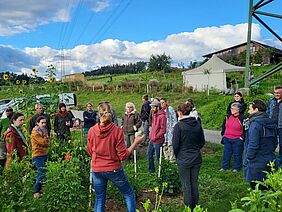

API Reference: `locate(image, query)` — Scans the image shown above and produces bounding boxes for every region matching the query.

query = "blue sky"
[0,0,281,76]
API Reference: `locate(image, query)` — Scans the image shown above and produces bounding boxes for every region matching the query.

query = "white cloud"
[0,0,112,36]
[2,23,282,77]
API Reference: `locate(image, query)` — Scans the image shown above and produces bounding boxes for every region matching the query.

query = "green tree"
[148,53,171,73]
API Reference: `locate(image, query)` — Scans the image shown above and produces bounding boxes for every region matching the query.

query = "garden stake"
[158,147,163,178]
[134,149,137,178]
[88,160,92,207]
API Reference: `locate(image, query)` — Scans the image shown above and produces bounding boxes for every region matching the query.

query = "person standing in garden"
[29,103,51,137]
[4,112,28,167]
[0,107,14,170]
[140,94,151,145]
[54,103,73,143]
[226,92,247,116]
[160,98,177,162]
[220,102,245,172]
[172,102,205,210]
[267,85,282,164]
[243,99,278,190]
[147,101,166,173]
[31,116,51,199]
[121,102,142,148]
[83,102,97,135]
[186,98,201,121]
[87,102,144,212]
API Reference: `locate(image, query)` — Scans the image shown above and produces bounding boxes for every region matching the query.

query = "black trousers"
[178,164,201,210]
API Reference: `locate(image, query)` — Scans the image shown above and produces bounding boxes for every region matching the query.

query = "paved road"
[72,110,222,144]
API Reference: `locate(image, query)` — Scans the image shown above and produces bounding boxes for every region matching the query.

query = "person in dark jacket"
[29,103,51,137]
[54,103,73,143]
[4,112,28,168]
[121,102,142,148]
[172,102,205,210]
[226,92,247,116]
[83,102,97,135]
[243,99,278,190]
[220,102,245,172]
[140,95,151,144]
[266,85,282,163]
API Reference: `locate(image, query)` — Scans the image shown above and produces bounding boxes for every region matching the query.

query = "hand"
[134,135,144,145]
[133,125,137,131]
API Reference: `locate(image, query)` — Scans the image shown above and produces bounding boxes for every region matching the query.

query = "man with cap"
[29,103,51,137]
[0,107,14,170]
[220,102,245,172]
[147,101,167,173]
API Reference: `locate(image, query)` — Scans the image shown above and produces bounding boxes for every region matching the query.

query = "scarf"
[11,124,29,148]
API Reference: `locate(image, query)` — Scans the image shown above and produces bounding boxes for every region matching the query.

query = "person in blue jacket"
[243,99,278,190]
[266,85,282,163]
[83,102,97,135]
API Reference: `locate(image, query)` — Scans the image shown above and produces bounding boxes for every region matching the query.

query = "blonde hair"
[97,102,112,124]
[125,102,136,111]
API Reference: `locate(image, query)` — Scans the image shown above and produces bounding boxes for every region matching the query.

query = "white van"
[36,93,77,107]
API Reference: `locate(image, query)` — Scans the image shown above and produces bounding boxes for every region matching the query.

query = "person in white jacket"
[160,98,178,162]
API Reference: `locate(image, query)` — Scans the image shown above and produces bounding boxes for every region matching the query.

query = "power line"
[93,0,132,44]
[88,0,126,44]
[64,0,85,49]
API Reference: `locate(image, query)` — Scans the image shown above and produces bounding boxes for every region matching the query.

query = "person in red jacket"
[147,101,167,173]
[4,112,28,168]
[87,102,143,212]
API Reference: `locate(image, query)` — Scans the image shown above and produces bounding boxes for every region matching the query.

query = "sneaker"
[220,168,226,172]
[33,192,41,199]
[233,169,239,173]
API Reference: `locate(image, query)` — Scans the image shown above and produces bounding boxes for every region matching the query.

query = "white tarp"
[182,55,245,91]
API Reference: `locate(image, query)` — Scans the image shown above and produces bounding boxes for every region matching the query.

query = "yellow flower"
[15,80,20,85]
[19,89,24,95]
[49,76,55,83]
[22,80,27,84]
[32,68,37,73]
[154,187,159,194]
[3,74,9,81]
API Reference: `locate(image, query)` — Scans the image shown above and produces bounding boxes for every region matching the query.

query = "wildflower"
[32,68,37,73]
[22,80,27,85]
[19,89,24,95]
[15,80,20,85]
[49,76,55,83]
[154,186,159,194]
[3,74,9,81]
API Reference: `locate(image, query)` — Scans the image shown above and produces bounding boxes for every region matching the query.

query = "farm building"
[62,73,85,82]
[203,40,282,65]
[182,55,245,91]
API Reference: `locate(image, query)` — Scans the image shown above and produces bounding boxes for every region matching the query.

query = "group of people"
[221,86,282,190]
[0,85,281,211]
[86,95,205,211]
[0,102,74,199]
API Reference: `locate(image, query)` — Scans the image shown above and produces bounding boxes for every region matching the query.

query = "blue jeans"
[92,167,136,212]
[147,141,163,172]
[222,137,244,170]
[32,155,48,193]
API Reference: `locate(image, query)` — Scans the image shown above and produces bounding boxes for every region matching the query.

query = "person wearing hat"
[220,102,245,172]
[54,103,73,143]
[147,101,166,173]
[0,107,14,170]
